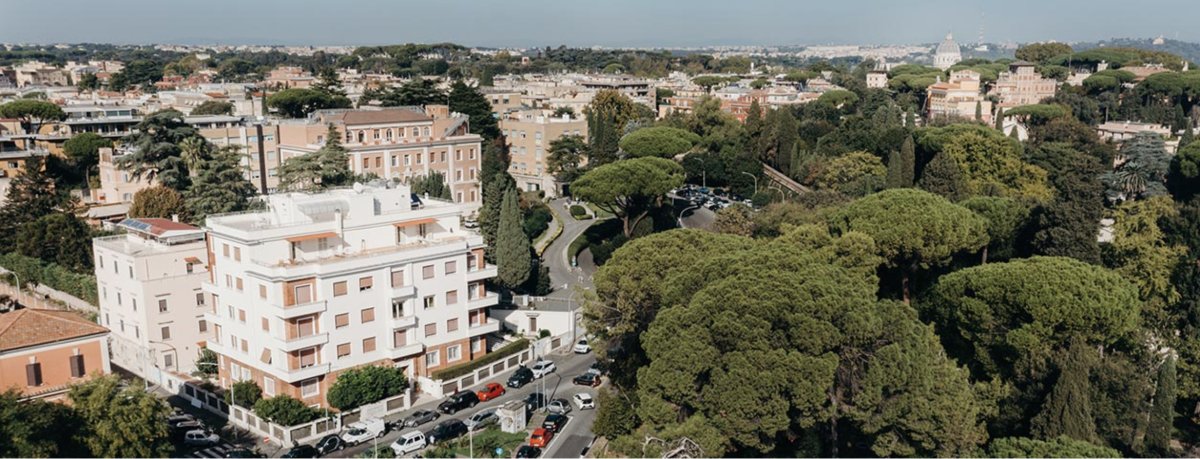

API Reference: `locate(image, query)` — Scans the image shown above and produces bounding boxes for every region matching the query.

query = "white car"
[340,418,386,446]
[464,408,497,430]
[531,360,557,379]
[183,429,220,446]
[391,431,427,456]
[573,339,591,354]
[573,393,595,410]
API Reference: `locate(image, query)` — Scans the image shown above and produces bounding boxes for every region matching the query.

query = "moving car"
[573,339,591,354]
[437,391,480,415]
[524,392,548,412]
[547,398,573,415]
[542,414,568,433]
[464,408,497,430]
[280,445,317,458]
[402,409,440,428]
[515,445,542,458]
[315,434,345,455]
[573,393,595,410]
[476,382,506,401]
[183,429,220,446]
[426,420,468,445]
[528,428,553,448]
[340,418,387,446]
[391,431,426,456]
[507,366,534,388]
[573,372,602,387]
[531,360,557,379]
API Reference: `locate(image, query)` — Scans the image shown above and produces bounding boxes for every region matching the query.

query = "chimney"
[171,214,179,222]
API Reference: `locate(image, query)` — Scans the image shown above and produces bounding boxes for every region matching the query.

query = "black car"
[224,448,264,458]
[573,372,601,387]
[437,391,480,415]
[281,445,318,458]
[516,445,543,458]
[508,366,534,388]
[542,414,568,433]
[524,392,547,411]
[426,420,468,445]
[315,435,344,455]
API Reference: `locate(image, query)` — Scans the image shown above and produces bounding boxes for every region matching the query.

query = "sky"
[3,0,1199,48]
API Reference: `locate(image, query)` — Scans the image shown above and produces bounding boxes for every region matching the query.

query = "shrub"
[254,395,321,426]
[326,365,408,412]
[224,380,262,408]
[0,252,98,305]
[569,205,588,218]
[539,329,551,339]
[431,338,530,381]
[523,207,552,241]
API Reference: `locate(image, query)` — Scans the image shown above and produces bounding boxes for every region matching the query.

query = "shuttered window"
[446,290,458,305]
[26,363,42,386]
[361,308,375,323]
[299,348,316,367]
[422,265,435,279]
[359,276,373,291]
[391,270,404,287]
[335,313,349,328]
[447,318,459,332]
[161,326,171,340]
[424,323,437,337]
[337,343,351,359]
[445,261,457,274]
[69,355,85,378]
[363,337,376,353]
[333,281,347,297]
[294,284,312,304]
[394,329,407,347]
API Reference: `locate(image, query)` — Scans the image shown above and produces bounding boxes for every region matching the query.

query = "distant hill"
[1073,38,1200,66]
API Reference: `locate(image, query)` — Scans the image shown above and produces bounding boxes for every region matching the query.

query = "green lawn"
[586,203,615,219]
[424,426,528,458]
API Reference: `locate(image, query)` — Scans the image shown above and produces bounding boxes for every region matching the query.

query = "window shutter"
[260,349,272,364]
[447,290,458,305]
[70,355,85,378]
[391,270,404,287]
[423,265,434,279]
[335,313,349,328]
[448,318,459,332]
[333,281,347,296]
[363,337,376,353]
[361,308,375,323]
[26,363,42,386]
[337,343,351,358]
[425,323,436,337]
[359,276,373,290]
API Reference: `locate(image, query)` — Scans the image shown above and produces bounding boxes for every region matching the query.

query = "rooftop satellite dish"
[353,182,364,194]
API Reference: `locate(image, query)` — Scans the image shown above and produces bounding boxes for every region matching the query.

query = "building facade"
[0,309,111,401]
[202,184,499,408]
[500,108,588,196]
[926,70,993,124]
[989,61,1057,109]
[933,33,962,70]
[93,218,211,381]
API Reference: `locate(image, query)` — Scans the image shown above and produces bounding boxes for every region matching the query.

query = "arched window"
[358,131,365,143]
[411,127,420,137]
[385,129,393,141]
[423,127,431,137]
[345,129,353,142]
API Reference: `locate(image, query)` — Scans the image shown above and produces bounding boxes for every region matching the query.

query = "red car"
[529,428,553,448]
[476,382,506,401]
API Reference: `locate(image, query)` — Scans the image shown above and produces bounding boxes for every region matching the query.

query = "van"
[391,431,426,456]
[340,417,387,446]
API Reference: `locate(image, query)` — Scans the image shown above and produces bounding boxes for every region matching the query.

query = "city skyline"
[3,0,1199,48]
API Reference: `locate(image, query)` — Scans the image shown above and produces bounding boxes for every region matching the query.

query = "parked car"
[573,393,595,410]
[476,382,506,401]
[573,372,602,387]
[528,428,553,448]
[463,218,479,229]
[340,418,387,446]
[542,414,568,433]
[315,435,345,455]
[402,409,441,428]
[515,445,542,458]
[507,366,534,388]
[281,444,318,458]
[166,413,195,427]
[573,339,591,354]
[586,362,605,376]
[224,448,264,458]
[391,431,426,456]
[524,392,548,412]
[426,420,468,445]
[437,391,480,415]
[531,360,557,379]
[183,429,220,447]
[547,398,572,415]
[171,419,206,435]
[464,408,497,430]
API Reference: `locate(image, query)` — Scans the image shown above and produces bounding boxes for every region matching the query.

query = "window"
[393,329,408,347]
[422,265,435,279]
[135,327,141,338]
[391,155,398,167]
[70,355,86,378]
[333,281,347,297]
[158,298,168,313]
[446,290,458,305]
[26,362,42,386]
[299,348,316,368]
[447,344,461,362]
[359,276,373,291]
[425,323,437,337]
[197,292,205,306]
[164,354,174,368]
[161,326,171,340]
[445,261,457,274]
[447,318,459,332]
[98,256,104,268]
[263,377,276,397]
[361,308,375,323]
[233,247,241,261]
[335,313,349,328]
[520,130,526,139]
[262,317,270,331]
[425,350,440,368]
[132,298,137,311]
[238,309,246,323]
[337,343,351,359]
[117,292,122,306]
[223,244,230,257]
[424,296,435,310]
[404,155,411,166]
[440,152,446,162]
[472,337,483,353]
[241,339,248,352]
[294,284,312,304]
[301,378,319,397]
[424,127,430,136]
[199,320,208,333]
[412,127,420,137]
[363,337,376,353]
[128,266,133,278]
[259,285,267,299]
[391,270,404,287]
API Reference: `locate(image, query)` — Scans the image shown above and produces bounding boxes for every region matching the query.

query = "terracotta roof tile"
[0,309,108,352]
[325,109,431,126]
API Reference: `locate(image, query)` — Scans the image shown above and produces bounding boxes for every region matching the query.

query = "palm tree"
[179,136,210,178]
[1115,161,1149,199]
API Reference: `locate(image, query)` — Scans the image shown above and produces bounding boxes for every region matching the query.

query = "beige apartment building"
[191,115,281,193]
[482,88,524,116]
[277,107,484,214]
[989,61,1057,109]
[202,184,499,408]
[92,147,154,204]
[926,70,993,125]
[93,218,212,384]
[500,108,587,197]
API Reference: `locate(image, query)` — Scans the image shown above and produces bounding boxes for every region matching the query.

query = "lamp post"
[1,271,22,308]
[741,172,759,196]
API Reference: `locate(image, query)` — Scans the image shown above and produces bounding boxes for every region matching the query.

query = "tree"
[186,146,259,224]
[448,80,500,139]
[62,132,113,183]
[326,365,408,411]
[0,99,66,136]
[122,59,163,87]
[0,156,66,250]
[1031,338,1099,443]
[0,388,84,458]
[988,436,1120,458]
[193,348,218,377]
[546,134,587,183]
[975,100,983,121]
[191,100,234,116]
[815,151,886,194]
[942,131,1050,199]
[1103,196,1188,306]
[277,124,352,191]
[571,157,684,237]
[960,196,1029,264]
[618,126,700,158]
[69,374,174,458]
[16,213,94,273]
[886,135,916,188]
[107,72,128,92]
[1103,131,1170,200]
[117,109,202,190]
[1145,356,1177,455]
[593,390,639,440]
[224,380,263,409]
[496,186,531,289]
[266,88,351,118]
[1033,153,1105,264]
[312,67,346,98]
[253,395,321,426]
[128,185,188,220]
[712,204,756,237]
[360,78,445,107]
[1169,141,1200,201]
[586,90,645,164]
[828,189,987,303]
[918,151,966,201]
[77,72,99,91]
[410,171,452,200]
[1015,42,1074,64]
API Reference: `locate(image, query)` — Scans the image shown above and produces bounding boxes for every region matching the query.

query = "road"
[323,349,598,459]
[544,198,601,299]
[671,194,717,231]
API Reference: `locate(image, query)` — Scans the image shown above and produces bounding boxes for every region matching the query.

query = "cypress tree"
[495,186,531,290]
[1182,123,1195,149]
[918,151,965,201]
[886,150,904,189]
[1174,104,1188,133]
[995,107,1004,131]
[1032,338,1099,443]
[1010,124,1022,140]
[899,135,915,187]
[975,100,982,122]
[906,110,916,127]
[0,156,63,250]
[1146,356,1177,455]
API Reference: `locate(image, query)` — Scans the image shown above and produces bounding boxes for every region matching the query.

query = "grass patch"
[430,339,530,381]
[587,203,615,219]
[424,426,528,458]
[568,219,623,261]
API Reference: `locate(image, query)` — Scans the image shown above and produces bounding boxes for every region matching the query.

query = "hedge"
[431,338,530,381]
[569,205,588,218]
[0,252,99,305]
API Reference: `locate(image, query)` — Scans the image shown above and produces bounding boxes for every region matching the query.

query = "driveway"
[544,198,601,300]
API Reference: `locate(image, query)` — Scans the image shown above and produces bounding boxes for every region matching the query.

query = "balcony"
[277,363,331,383]
[392,284,416,299]
[272,332,329,352]
[268,300,327,319]
[391,314,417,329]
[468,318,501,336]
[388,343,424,359]
[466,264,498,282]
[467,294,499,311]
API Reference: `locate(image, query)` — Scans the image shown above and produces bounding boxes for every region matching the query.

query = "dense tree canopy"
[571,157,684,237]
[618,126,701,158]
[266,88,351,118]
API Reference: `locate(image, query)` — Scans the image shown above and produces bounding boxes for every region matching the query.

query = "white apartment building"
[93,218,212,382]
[202,183,499,408]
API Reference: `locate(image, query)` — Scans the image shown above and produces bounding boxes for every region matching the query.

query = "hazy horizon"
[3,0,1199,48]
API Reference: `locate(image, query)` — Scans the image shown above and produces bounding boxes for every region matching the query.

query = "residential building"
[989,61,1057,109]
[0,308,111,401]
[1096,121,1171,142]
[925,70,993,124]
[500,108,588,196]
[202,184,500,408]
[933,33,962,70]
[93,218,211,383]
[265,67,314,89]
[482,88,524,116]
[12,61,68,88]
[277,107,484,214]
[867,70,889,89]
[191,115,280,193]
[92,147,155,204]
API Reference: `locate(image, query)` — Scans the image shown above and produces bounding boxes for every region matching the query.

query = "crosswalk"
[186,443,236,458]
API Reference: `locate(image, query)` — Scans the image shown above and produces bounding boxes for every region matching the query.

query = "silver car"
[547,398,573,415]
[464,408,497,430]
[403,409,441,428]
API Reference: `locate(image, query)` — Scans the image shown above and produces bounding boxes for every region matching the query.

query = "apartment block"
[925,70,993,125]
[92,147,154,204]
[0,309,111,401]
[278,107,484,214]
[93,218,211,382]
[191,115,281,193]
[989,61,1057,109]
[202,183,499,408]
[500,108,588,197]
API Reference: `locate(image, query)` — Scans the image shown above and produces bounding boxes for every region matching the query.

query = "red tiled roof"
[125,217,199,235]
[0,309,108,352]
[325,109,431,126]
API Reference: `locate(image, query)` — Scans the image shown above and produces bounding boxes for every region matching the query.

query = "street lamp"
[1,271,22,308]
[741,172,759,196]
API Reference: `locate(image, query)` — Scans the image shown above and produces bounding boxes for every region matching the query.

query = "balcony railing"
[272,332,329,352]
[468,318,500,336]
[467,293,499,311]
[268,300,327,319]
[389,343,423,359]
